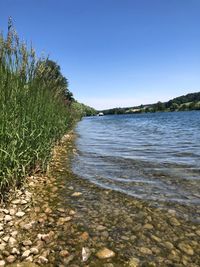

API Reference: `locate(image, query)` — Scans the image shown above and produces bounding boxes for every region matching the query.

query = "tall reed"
[0,19,73,191]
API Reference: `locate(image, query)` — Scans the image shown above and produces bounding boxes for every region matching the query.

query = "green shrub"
[0,19,73,190]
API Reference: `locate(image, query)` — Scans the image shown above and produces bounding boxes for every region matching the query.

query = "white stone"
[10,230,18,237]
[11,199,21,204]
[0,260,5,266]
[9,209,16,216]
[22,249,31,259]
[71,192,82,197]
[9,237,17,247]
[16,211,25,217]
[3,236,10,242]
[0,244,5,251]
[30,247,39,255]
[96,248,115,259]
[38,256,48,264]
[11,247,20,255]
[4,215,12,222]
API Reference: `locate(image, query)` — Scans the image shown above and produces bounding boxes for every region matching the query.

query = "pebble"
[4,215,12,222]
[11,248,20,255]
[96,225,107,231]
[69,210,76,215]
[12,199,21,204]
[139,247,152,255]
[9,209,16,216]
[0,245,5,251]
[22,221,35,230]
[151,235,161,242]
[16,211,25,218]
[196,230,200,236]
[169,217,180,226]
[9,237,17,247]
[22,250,31,259]
[6,255,16,263]
[59,250,69,257]
[0,260,5,266]
[128,257,140,267]
[80,231,89,241]
[164,241,174,250]
[3,236,9,242]
[82,247,91,262]
[23,240,32,246]
[143,223,154,230]
[38,256,48,264]
[178,242,194,255]
[11,231,18,237]
[30,247,39,255]
[71,192,82,197]
[96,248,115,259]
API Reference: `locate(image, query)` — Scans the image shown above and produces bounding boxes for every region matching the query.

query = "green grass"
[0,19,74,191]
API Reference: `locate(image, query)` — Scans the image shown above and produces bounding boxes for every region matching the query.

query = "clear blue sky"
[1,0,200,109]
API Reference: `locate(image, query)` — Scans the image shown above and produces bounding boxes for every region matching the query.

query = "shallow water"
[72,111,200,216]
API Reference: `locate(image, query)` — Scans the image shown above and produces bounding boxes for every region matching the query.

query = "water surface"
[72,111,200,215]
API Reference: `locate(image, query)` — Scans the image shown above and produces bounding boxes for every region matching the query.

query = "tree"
[170,103,179,111]
[35,59,74,102]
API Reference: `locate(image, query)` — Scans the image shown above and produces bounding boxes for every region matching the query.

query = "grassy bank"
[0,19,82,192]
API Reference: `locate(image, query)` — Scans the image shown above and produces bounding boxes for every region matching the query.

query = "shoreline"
[0,132,199,266]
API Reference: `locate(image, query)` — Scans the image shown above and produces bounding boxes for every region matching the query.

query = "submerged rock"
[96,248,115,259]
[71,192,82,197]
[82,247,91,262]
[128,257,140,267]
[178,242,194,255]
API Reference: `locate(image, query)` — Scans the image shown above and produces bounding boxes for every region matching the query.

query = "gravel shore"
[0,133,199,266]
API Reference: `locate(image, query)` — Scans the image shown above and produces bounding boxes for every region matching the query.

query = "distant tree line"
[101,92,200,115]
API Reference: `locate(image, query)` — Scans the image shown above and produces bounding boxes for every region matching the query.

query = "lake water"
[72,111,200,211]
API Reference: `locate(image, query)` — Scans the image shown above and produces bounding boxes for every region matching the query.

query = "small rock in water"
[128,257,140,267]
[164,241,174,250]
[68,186,74,190]
[151,234,161,242]
[178,242,194,255]
[71,192,82,197]
[69,209,76,215]
[143,223,154,230]
[82,247,91,262]
[59,250,69,257]
[96,248,115,259]
[80,231,89,241]
[96,225,107,231]
[169,217,180,226]
[139,247,152,255]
